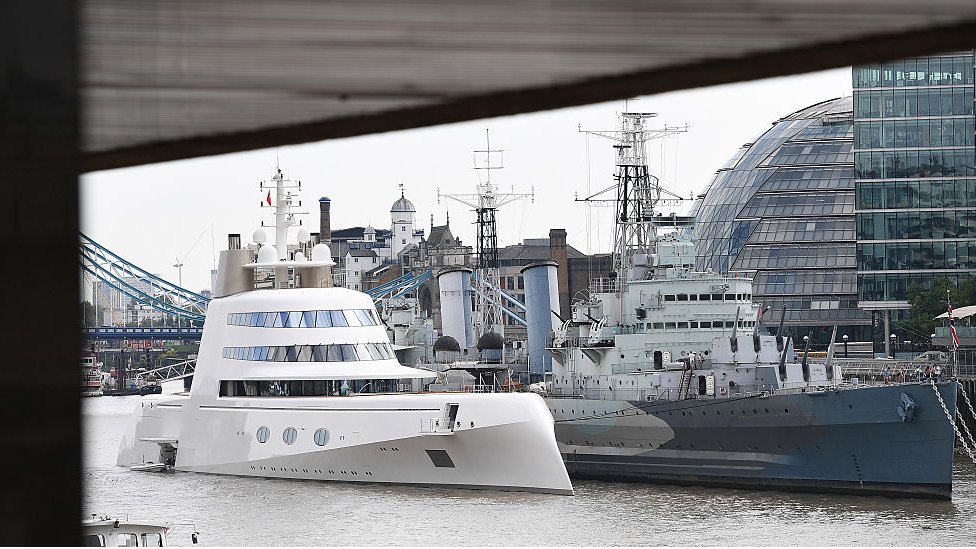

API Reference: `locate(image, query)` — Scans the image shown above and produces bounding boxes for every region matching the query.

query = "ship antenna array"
[577,112,688,286]
[258,166,310,257]
[437,129,534,338]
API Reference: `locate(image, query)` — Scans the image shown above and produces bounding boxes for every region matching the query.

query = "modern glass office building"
[694,97,872,344]
[853,51,976,349]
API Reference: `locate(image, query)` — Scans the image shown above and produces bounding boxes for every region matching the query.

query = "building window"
[401,226,405,231]
[141,533,163,547]
[401,239,406,244]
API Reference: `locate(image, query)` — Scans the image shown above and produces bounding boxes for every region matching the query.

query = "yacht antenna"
[258,165,308,261]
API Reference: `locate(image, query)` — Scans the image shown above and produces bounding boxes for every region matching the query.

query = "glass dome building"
[693,97,872,345]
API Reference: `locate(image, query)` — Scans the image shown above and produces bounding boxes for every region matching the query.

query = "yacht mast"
[259,165,308,260]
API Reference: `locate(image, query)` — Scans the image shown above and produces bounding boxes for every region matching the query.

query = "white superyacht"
[117,168,572,495]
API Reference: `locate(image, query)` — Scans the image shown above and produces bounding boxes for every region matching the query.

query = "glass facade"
[853,51,976,307]
[694,97,871,344]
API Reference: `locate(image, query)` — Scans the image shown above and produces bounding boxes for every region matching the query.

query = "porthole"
[313,428,330,446]
[256,426,270,443]
[283,427,298,445]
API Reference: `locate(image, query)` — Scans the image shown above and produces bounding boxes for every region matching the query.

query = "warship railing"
[837,358,956,381]
[459,384,495,393]
[588,278,618,294]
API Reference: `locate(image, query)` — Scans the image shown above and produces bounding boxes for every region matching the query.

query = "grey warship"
[545,113,959,499]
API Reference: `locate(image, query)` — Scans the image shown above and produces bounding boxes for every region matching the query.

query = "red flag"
[266,191,272,206]
[948,292,960,350]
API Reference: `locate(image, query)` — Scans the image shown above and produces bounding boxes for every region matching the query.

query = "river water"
[84,391,976,546]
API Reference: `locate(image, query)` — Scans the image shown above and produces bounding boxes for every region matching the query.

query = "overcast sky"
[81,67,852,293]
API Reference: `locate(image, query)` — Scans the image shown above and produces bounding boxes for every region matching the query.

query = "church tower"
[390,185,417,259]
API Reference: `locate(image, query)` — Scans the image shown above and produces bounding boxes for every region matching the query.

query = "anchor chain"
[931,380,976,465]
[957,383,976,451]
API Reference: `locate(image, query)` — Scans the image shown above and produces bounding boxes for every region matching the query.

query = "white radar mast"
[577,112,688,285]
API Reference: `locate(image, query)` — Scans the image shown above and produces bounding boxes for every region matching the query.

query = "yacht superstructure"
[117,167,572,495]
[545,113,959,499]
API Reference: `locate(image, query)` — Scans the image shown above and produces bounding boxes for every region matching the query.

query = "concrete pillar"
[549,228,570,319]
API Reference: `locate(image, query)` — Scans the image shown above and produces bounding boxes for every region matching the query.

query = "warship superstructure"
[545,113,960,499]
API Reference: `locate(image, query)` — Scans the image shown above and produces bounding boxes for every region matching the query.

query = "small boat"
[82,515,198,546]
[82,355,104,397]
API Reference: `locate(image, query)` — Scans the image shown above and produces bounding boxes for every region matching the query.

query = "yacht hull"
[119,392,573,495]
[547,381,957,499]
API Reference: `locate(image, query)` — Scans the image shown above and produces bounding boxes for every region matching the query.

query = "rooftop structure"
[693,97,869,345]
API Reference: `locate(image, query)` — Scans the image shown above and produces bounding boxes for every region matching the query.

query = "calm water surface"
[84,393,976,546]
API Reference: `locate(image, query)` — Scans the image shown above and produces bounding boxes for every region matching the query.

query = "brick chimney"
[549,228,570,318]
[319,197,332,243]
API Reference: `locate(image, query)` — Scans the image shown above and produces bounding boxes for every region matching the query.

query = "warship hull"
[547,381,958,499]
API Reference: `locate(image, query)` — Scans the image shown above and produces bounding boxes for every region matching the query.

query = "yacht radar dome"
[311,243,335,265]
[256,243,278,263]
[297,227,311,243]
[252,228,267,244]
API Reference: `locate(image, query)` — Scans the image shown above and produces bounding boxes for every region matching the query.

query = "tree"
[903,277,976,345]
